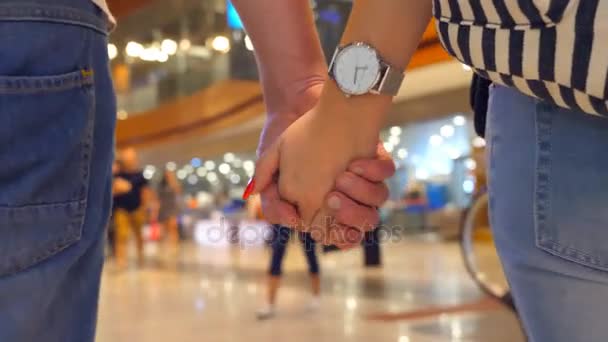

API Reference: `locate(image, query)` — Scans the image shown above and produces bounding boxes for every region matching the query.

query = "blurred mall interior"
[99,0,524,341]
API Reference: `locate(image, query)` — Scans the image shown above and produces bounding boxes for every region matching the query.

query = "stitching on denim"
[534,102,553,248]
[0,57,95,276]
[0,200,86,278]
[0,70,94,94]
[533,104,608,269]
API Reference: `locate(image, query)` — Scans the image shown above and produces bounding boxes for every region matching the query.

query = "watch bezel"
[330,42,382,96]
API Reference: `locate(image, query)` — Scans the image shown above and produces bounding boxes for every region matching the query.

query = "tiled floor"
[96,234,525,342]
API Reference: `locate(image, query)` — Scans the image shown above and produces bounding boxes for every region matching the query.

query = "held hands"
[249,100,389,247]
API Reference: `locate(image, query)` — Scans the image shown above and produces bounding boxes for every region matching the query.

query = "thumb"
[243,139,281,200]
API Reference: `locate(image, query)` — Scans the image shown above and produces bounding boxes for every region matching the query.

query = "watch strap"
[377,65,404,96]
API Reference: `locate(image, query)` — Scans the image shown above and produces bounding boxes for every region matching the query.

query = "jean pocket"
[0,69,95,277]
[534,101,608,272]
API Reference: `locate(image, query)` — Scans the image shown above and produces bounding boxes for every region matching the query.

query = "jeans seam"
[0,71,94,94]
[533,102,608,269]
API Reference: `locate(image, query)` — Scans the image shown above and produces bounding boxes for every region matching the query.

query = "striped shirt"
[433,0,608,116]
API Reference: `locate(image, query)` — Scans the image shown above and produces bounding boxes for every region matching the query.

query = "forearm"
[231,0,326,114]
[320,0,433,153]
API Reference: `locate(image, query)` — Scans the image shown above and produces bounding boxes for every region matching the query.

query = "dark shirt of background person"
[113,171,148,212]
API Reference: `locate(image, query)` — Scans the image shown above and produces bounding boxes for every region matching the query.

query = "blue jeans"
[269,226,319,276]
[0,1,115,341]
[488,85,608,341]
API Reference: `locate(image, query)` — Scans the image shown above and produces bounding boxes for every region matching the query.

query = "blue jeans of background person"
[488,85,608,341]
[0,1,115,341]
[269,225,319,276]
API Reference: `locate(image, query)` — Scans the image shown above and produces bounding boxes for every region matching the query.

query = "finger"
[260,183,301,228]
[375,140,392,160]
[249,139,281,196]
[306,212,364,249]
[335,171,390,207]
[348,150,396,183]
[325,192,379,231]
[330,226,365,250]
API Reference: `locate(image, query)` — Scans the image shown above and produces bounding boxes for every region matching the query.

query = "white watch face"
[334,44,381,95]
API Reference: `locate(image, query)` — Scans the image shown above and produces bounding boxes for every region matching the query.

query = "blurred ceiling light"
[219,163,231,175]
[187,174,198,185]
[397,148,408,159]
[232,159,243,168]
[204,160,216,170]
[139,46,168,63]
[448,148,462,160]
[161,39,178,55]
[166,162,177,171]
[184,164,194,173]
[206,172,218,183]
[230,174,241,184]
[108,43,118,60]
[472,136,486,148]
[177,169,187,180]
[143,165,156,180]
[243,160,255,172]
[429,134,443,146]
[179,39,192,51]
[390,126,402,136]
[388,135,400,145]
[117,110,128,120]
[223,153,235,163]
[211,35,231,53]
[244,35,254,51]
[191,158,202,167]
[453,115,466,126]
[465,158,477,170]
[440,124,455,138]
[196,167,207,177]
[139,47,156,61]
[383,142,394,153]
[416,168,429,180]
[463,179,475,193]
[125,41,144,58]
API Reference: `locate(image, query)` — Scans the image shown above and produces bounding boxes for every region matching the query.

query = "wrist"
[262,73,326,116]
[315,80,390,155]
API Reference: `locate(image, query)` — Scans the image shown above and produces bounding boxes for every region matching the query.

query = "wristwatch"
[328,42,404,97]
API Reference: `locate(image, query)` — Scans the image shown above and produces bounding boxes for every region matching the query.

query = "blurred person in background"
[108,160,132,258]
[256,225,321,320]
[158,170,183,250]
[236,0,608,341]
[113,147,159,268]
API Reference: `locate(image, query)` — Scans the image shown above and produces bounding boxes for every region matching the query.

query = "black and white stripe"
[434,0,608,116]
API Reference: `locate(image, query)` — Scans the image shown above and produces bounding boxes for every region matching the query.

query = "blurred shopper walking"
[108,160,132,257]
[234,0,608,341]
[158,170,183,250]
[257,225,321,320]
[113,148,158,268]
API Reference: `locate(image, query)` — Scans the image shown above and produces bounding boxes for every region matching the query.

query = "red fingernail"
[242,177,256,200]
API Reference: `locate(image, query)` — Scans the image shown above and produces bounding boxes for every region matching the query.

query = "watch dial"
[334,44,381,95]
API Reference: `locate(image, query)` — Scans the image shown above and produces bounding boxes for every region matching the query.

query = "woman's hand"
[253,99,381,236]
